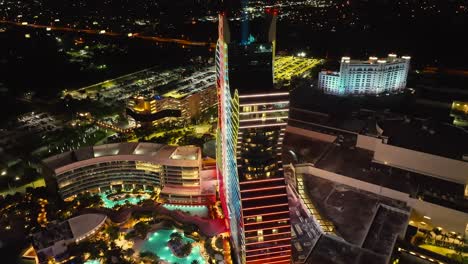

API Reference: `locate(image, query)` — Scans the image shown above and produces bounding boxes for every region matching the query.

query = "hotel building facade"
[216,1,291,263]
[319,55,411,96]
[43,143,216,204]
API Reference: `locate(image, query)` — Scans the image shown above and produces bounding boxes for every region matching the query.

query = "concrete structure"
[319,54,411,96]
[43,143,216,204]
[127,95,182,126]
[284,112,468,236]
[31,214,107,264]
[127,85,217,127]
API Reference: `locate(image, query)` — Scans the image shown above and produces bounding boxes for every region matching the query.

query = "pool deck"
[134,225,208,264]
[79,203,227,236]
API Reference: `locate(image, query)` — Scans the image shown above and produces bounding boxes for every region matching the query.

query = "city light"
[0,1,466,264]
[297,52,306,57]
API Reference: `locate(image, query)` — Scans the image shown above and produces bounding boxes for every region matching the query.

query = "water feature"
[100,193,149,208]
[84,259,101,264]
[163,204,209,218]
[141,229,205,264]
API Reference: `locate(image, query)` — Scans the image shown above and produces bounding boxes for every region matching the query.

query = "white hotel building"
[42,143,217,204]
[319,54,411,96]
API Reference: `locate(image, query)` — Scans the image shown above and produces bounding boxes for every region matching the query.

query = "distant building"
[31,214,107,264]
[319,54,411,96]
[450,101,468,127]
[126,95,182,127]
[126,86,217,127]
[42,143,216,204]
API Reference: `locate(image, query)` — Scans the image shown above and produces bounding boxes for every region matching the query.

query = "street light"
[1,170,6,176]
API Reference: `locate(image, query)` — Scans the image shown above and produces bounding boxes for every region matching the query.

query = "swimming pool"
[100,193,149,208]
[84,259,101,264]
[163,204,209,218]
[141,229,205,264]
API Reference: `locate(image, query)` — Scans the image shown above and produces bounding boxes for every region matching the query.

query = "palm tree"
[441,233,450,247]
[449,232,460,246]
[181,242,193,256]
[139,251,160,263]
[432,227,442,244]
[134,222,150,238]
[420,229,432,243]
[105,225,120,240]
[170,232,183,241]
[191,260,200,264]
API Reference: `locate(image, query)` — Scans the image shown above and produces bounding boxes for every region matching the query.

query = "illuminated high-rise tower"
[216,1,291,263]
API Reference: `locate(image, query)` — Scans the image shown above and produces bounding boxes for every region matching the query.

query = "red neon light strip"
[246,249,291,259]
[244,218,290,226]
[244,225,291,233]
[246,231,291,240]
[248,257,291,264]
[245,253,291,262]
[240,177,284,185]
[245,237,291,246]
[242,203,289,211]
[246,244,291,252]
[240,185,286,193]
[243,210,290,218]
[253,259,291,264]
[242,193,287,201]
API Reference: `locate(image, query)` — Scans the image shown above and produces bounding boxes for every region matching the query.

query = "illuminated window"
[257,230,264,242]
[246,217,255,222]
[256,216,262,222]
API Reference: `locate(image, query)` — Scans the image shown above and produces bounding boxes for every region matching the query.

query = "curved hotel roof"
[43,142,201,174]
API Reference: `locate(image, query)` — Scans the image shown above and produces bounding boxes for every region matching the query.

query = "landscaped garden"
[412,227,467,263]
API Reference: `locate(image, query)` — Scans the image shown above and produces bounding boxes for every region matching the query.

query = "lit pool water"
[163,204,209,218]
[100,193,149,208]
[84,260,100,264]
[141,229,205,264]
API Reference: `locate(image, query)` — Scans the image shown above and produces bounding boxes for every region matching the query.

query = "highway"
[0,20,216,48]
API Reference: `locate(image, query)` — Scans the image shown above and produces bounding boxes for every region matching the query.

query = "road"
[0,20,216,48]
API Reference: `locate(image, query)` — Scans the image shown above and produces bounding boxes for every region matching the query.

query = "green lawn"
[0,178,45,196]
[420,244,468,263]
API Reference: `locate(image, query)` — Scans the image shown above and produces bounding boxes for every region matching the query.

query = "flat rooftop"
[283,133,331,164]
[379,118,468,161]
[302,175,409,246]
[170,146,199,160]
[43,143,201,171]
[305,235,388,264]
[289,107,468,161]
[289,108,381,135]
[314,144,467,212]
